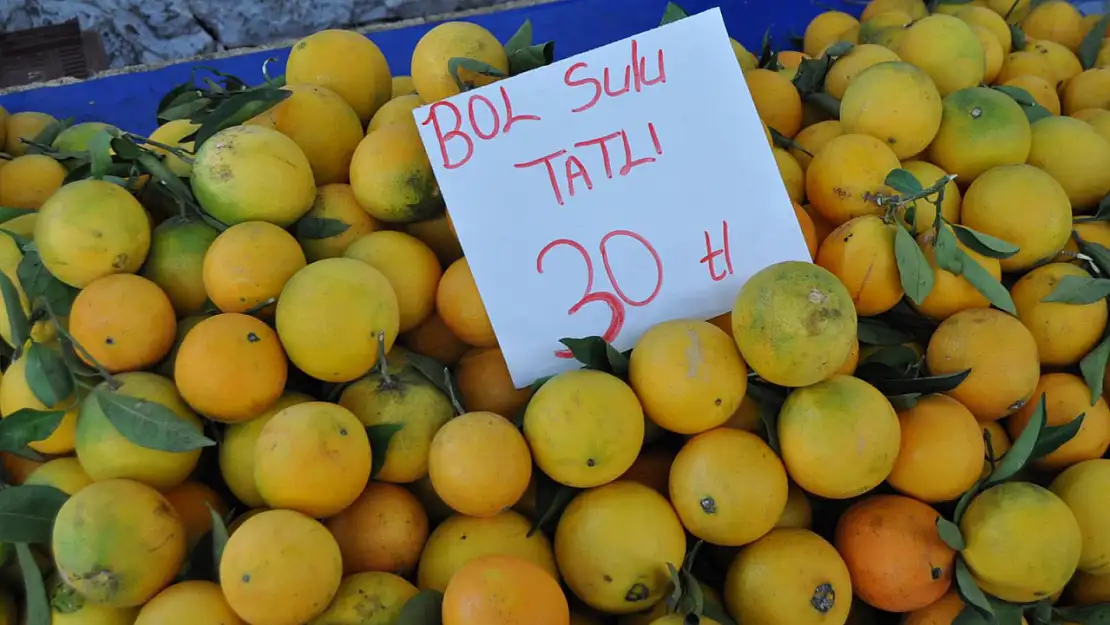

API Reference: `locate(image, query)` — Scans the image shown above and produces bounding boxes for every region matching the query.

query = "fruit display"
[2,0,1110,624]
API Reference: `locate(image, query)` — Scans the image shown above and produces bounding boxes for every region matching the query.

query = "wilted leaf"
[952,225,1020,259]
[508,41,555,75]
[17,543,49,625]
[0,409,64,452]
[857,318,913,346]
[1079,13,1110,69]
[366,423,404,479]
[95,388,215,452]
[886,169,924,196]
[0,485,69,544]
[895,226,934,305]
[24,343,74,409]
[987,394,1045,485]
[395,590,444,625]
[1041,275,1110,304]
[936,517,966,551]
[295,217,350,240]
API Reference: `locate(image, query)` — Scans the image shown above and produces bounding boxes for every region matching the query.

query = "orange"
[790,120,844,172]
[732,261,857,388]
[861,0,928,21]
[841,62,942,159]
[899,160,962,234]
[1063,68,1110,115]
[825,45,901,101]
[805,133,901,225]
[926,308,1040,421]
[0,154,66,209]
[52,479,187,607]
[219,392,312,508]
[368,93,424,132]
[275,257,400,383]
[744,69,803,138]
[348,123,441,224]
[1029,39,1083,86]
[325,481,429,576]
[888,395,985,503]
[903,590,990,625]
[1027,115,1110,213]
[147,118,198,178]
[309,572,417,625]
[437,257,496,348]
[140,217,220,317]
[443,554,568,625]
[669,428,788,546]
[1021,0,1084,52]
[344,230,441,333]
[982,420,1012,477]
[927,87,1032,186]
[417,510,558,592]
[1012,263,1108,366]
[429,411,531,517]
[776,482,814,530]
[960,164,1071,272]
[296,183,379,262]
[803,11,860,58]
[285,29,392,122]
[1004,75,1061,114]
[23,457,91,495]
[1051,459,1110,575]
[162,481,227,549]
[957,5,1013,52]
[724,528,852,625]
[972,24,1005,83]
[629,320,748,435]
[1074,108,1110,145]
[793,201,819,259]
[996,49,1057,84]
[554,482,686,614]
[4,111,55,157]
[778,375,901,499]
[411,22,508,103]
[619,445,676,497]
[835,495,955,612]
[135,580,244,625]
[456,347,534,418]
[896,15,986,96]
[401,312,470,367]
[910,225,1002,321]
[0,354,78,455]
[255,401,371,518]
[816,215,904,316]
[219,509,343,625]
[174,313,288,422]
[403,212,463,266]
[1008,373,1110,472]
[1069,569,1110,605]
[68,273,176,373]
[203,221,306,315]
[773,148,805,203]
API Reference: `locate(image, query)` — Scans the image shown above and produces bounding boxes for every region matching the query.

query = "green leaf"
[957,250,1017,315]
[953,606,992,625]
[395,590,444,625]
[560,336,620,373]
[955,557,994,620]
[660,1,690,25]
[1023,102,1054,123]
[934,225,964,275]
[1076,236,1110,276]
[0,207,35,224]
[24,343,74,409]
[606,344,630,379]
[503,19,554,75]
[0,269,29,353]
[366,423,405,479]
[824,41,855,57]
[0,408,64,452]
[792,57,831,96]
[17,543,49,625]
[1053,603,1110,624]
[895,226,935,305]
[886,169,924,196]
[987,393,1045,485]
[448,58,509,93]
[403,350,465,414]
[94,388,216,452]
[207,503,228,578]
[702,600,739,625]
[1033,599,1053,625]
[953,481,982,525]
[952,225,1019,259]
[987,598,1026,625]
[747,382,786,453]
[859,344,920,374]
[1081,331,1110,405]
[0,485,69,544]
[294,217,350,240]
[528,470,579,537]
[1041,275,1110,304]
[503,19,533,54]
[806,91,842,118]
[18,250,79,316]
[1031,412,1085,460]
[25,119,73,155]
[992,85,1036,107]
[134,152,195,206]
[191,88,292,148]
[1010,24,1026,50]
[936,517,966,551]
[857,318,913,346]
[86,129,115,180]
[865,369,970,397]
[109,136,146,161]
[1079,14,1110,69]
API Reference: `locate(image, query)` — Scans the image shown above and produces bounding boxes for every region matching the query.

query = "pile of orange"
[1,1,1110,624]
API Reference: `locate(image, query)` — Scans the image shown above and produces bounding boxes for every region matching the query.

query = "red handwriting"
[536,230,663,358]
[420,85,542,169]
[563,39,667,113]
[514,122,663,205]
[700,221,734,281]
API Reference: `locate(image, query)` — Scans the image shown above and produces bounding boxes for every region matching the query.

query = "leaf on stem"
[95,388,216,452]
[528,470,578,537]
[1079,13,1110,69]
[17,543,50,625]
[936,517,966,551]
[955,557,994,620]
[366,423,405,479]
[0,269,29,354]
[886,169,924,196]
[0,408,64,452]
[207,503,229,576]
[17,250,79,316]
[957,250,1017,315]
[986,393,1045,485]
[394,590,444,625]
[1031,413,1085,460]
[1041,275,1110,304]
[294,217,350,240]
[857,318,913,346]
[952,225,1019,259]
[0,485,69,544]
[448,58,508,93]
[894,226,935,305]
[24,343,74,409]
[1081,331,1110,405]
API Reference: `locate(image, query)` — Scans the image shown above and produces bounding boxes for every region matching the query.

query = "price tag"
[415,7,809,388]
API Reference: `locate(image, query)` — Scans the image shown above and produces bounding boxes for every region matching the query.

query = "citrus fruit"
[202,220,306,314]
[442,554,570,625]
[308,572,418,625]
[997,48,1056,84]
[825,44,901,100]
[619,445,676,497]
[973,24,1005,83]
[275,257,400,383]
[1004,75,1060,114]
[1063,68,1110,115]
[140,217,219,317]
[219,391,312,507]
[135,580,244,625]
[404,212,464,266]
[897,15,985,96]
[1011,262,1108,366]
[0,354,79,455]
[411,22,509,103]
[1007,373,1110,472]
[774,147,805,203]
[669,428,788,546]
[23,457,91,495]
[805,133,901,225]
[455,347,533,418]
[732,260,857,387]
[68,273,176,373]
[1051,459,1110,576]
[841,61,942,159]
[428,411,532,517]
[803,11,860,58]
[401,312,470,367]
[297,183,379,262]
[0,154,66,209]
[1021,0,1084,52]
[349,117,443,224]
[899,160,961,234]
[910,225,1002,322]
[46,574,140,625]
[523,368,644,488]
[162,481,226,548]
[927,87,1032,185]
[745,69,803,138]
[790,120,844,172]
[555,481,687,615]
[436,257,497,348]
[344,230,441,333]
[1027,115,1110,213]
[325,481,429,576]
[957,5,1012,52]
[368,93,424,132]
[146,119,198,178]
[888,394,985,503]
[52,479,187,607]
[285,29,393,122]
[4,111,55,157]
[776,482,814,530]
[816,215,904,316]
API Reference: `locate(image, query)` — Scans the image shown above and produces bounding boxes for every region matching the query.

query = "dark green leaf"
[660,1,689,24]
[859,344,920,374]
[448,58,509,93]
[109,136,146,161]
[987,393,1045,485]
[953,606,991,625]
[17,543,49,625]
[605,343,630,379]
[987,598,1025,625]
[192,88,292,148]
[935,224,964,275]
[806,91,842,117]
[886,169,924,196]
[1010,24,1026,50]
[936,517,966,551]
[823,41,855,57]
[1031,412,1084,460]
[747,382,786,453]
[895,226,935,305]
[559,336,616,372]
[1077,236,1110,276]
[857,318,913,346]
[25,118,73,155]
[1054,603,1110,624]
[508,41,555,75]
[993,85,1036,107]
[1080,14,1110,69]
[957,250,1017,315]
[702,600,739,625]
[528,470,578,537]
[86,130,114,180]
[366,423,405,479]
[952,225,1019,259]
[1081,331,1110,405]
[503,19,533,54]
[157,72,201,118]
[161,96,212,123]
[0,485,69,544]
[295,217,350,240]
[403,350,464,413]
[955,557,994,619]
[395,590,444,625]
[888,393,921,411]
[57,334,99,380]
[95,388,215,452]
[18,250,79,316]
[0,269,29,352]
[953,479,983,525]
[1023,102,1054,123]
[792,57,832,96]
[207,503,228,578]
[757,27,776,70]
[866,369,970,396]
[1041,275,1110,304]
[0,207,35,224]
[1033,599,1053,625]
[24,343,74,409]
[770,127,812,156]
[0,409,64,452]
[135,152,195,204]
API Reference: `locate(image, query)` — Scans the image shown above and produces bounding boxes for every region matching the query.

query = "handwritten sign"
[415,8,810,388]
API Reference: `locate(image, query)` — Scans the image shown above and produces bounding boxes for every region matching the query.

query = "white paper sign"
[415,7,810,388]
